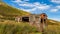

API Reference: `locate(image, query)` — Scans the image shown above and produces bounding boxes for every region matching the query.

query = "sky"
[2,0,60,21]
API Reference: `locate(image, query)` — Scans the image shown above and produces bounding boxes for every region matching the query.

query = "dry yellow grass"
[0,20,40,34]
[0,20,60,34]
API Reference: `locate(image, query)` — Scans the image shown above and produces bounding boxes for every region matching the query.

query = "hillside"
[47,19,60,25]
[0,2,30,20]
[0,2,30,16]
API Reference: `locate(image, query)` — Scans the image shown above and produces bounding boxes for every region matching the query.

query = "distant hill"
[0,2,30,20]
[47,19,60,25]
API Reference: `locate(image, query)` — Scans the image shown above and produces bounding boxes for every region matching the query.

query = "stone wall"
[15,14,47,32]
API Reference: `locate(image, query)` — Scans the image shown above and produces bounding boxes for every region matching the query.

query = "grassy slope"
[0,2,30,20]
[44,19,60,34]
[47,19,60,25]
[0,2,30,17]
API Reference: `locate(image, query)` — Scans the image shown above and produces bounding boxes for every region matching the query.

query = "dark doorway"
[22,17,29,22]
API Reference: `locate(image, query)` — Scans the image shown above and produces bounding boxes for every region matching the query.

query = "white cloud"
[33,2,50,10]
[12,0,29,3]
[12,0,22,2]
[50,8,58,12]
[12,0,59,13]
[18,2,50,11]
[49,5,60,12]
[56,6,60,9]
[18,3,35,7]
[37,5,50,10]
[20,8,36,12]
[51,0,60,4]
[12,0,51,12]
[33,2,40,6]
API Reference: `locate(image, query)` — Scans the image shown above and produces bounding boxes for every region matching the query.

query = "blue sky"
[2,0,60,21]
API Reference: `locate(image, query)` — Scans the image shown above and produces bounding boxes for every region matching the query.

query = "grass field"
[0,19,60,34]
[0,20,41,34]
